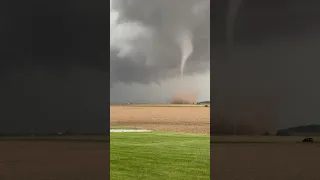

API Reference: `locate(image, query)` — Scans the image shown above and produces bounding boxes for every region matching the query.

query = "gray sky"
[213,0,320,130]
[0,0,110,133]
[110,0,210,103]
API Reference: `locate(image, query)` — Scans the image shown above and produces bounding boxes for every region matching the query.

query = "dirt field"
[110,105,210,134]
[0,140,109,180]
[212,143,320,180]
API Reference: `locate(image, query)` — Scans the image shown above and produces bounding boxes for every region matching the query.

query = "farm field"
[211,136,320,180]
[110,104,210,180]
[110,104,210,135]
[0,138,109,180]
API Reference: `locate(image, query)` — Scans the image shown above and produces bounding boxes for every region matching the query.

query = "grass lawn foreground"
[110,132,210,180]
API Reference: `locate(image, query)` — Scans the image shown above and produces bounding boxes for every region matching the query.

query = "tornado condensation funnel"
[176,29,193,80]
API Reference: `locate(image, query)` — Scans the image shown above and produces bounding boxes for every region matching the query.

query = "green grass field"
[110,132,210,180]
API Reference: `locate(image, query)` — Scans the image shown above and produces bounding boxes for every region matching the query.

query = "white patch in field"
[110,129,153,132]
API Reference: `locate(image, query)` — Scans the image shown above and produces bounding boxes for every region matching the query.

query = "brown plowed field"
[0,141,108,180]
[212,143,320,180]
[110,105,210,135]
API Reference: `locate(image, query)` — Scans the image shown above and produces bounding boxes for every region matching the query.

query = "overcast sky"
[109,0,210,103]
[213,0,320,130]
[0,0,109,133]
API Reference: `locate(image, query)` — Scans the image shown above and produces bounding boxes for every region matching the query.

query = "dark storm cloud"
[213,0,320,133]
[0,0,109,133]
[110,0,210,84]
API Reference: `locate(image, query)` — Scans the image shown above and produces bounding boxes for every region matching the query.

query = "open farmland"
[0,138,109,180]
[110,104,210,180]
[211,136,320,180]
[110,104,210,135]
